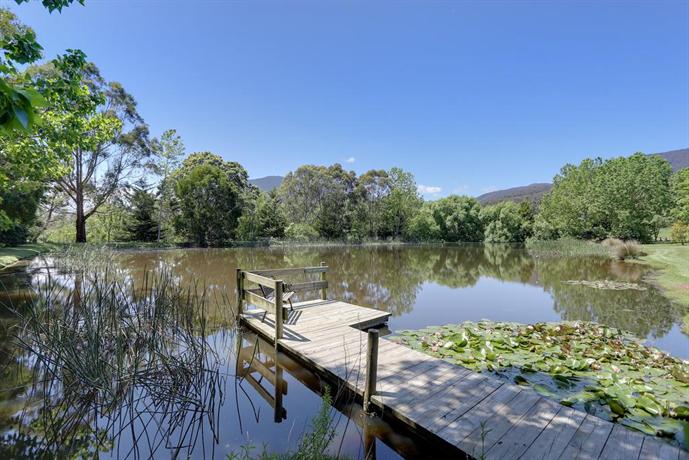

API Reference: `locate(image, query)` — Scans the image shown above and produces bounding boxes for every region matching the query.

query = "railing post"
[320,261,327,300]
[235,268,243,319]
[363,329,379,414]
[274,280,283,346]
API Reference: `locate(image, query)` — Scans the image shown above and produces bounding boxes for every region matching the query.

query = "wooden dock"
[236,266,689,460]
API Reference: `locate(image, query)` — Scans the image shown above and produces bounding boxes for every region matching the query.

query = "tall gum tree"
[30,56,152,242]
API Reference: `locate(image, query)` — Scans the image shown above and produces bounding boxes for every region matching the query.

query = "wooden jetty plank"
[559,414,613,460]
[239,289,683,460]
[638,437,681,460]
[455,387,543,457]
[518,405,586,459]
[484,396,562,459]
[598,424,645,460]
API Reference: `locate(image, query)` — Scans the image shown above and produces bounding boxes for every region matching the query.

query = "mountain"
[249,175,283,192]
[476,148,688,206]
[652,148,689,171]
[476,183,553,206]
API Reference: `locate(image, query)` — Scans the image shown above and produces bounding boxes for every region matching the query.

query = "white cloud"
[417,184,442,194]
[481,186,498,193]
[345,157,356,163]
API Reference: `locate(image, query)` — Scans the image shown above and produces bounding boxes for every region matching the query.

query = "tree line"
[1,6,688,247]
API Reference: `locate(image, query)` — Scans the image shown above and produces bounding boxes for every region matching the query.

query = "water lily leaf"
[637,396,663,416]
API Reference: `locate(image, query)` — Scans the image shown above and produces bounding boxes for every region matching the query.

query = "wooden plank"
[254,266,327,277]
[558,414,613,460]
[598,424,645,460]
[484,396,562,459]
[285,280,328,293]
[437,383,522,443]
[243,271,278,289]
[244,290,278,313]
[638,437,682,460]
[519,405,586,459]
[455,388,542,457]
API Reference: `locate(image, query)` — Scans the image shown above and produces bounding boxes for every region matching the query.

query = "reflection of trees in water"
[535,256,684,339]
[109,246,687,338]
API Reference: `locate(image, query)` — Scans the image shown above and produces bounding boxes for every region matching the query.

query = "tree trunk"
[75,189,86,243]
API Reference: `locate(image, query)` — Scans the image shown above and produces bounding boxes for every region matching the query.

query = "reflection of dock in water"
[237,265,688,460]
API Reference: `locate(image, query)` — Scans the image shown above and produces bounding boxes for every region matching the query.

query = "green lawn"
[640,244,689,307]
[0,243,57,269]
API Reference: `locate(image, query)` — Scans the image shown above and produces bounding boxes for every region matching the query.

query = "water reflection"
[111,245,689,358]
[0,244,687,458]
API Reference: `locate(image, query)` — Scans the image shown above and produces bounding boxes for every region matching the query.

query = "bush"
[480,201,533,243]
[670,221,689,245]
[285,223,319,242]
[601,238,643,260]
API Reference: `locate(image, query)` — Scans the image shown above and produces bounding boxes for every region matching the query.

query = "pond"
[0,244,687,458]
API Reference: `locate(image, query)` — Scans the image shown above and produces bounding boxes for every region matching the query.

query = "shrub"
[602,238,643,260]
[285,223,319,242]
[670,221,689,245]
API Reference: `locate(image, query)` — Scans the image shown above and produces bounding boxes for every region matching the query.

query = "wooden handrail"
[236,263,329,346]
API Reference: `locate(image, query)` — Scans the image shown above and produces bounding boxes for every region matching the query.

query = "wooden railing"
[236,262,328,345]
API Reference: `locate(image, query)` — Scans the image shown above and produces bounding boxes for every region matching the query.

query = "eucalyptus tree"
[151,129,185,241]
[277,164,356,238]
[355,169,391,239]
[383,167,422,238]
[33,58,153,243]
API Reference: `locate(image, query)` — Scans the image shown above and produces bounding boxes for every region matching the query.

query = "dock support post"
[235,268,243,320]
[320,261,327,300]
[274,280,283,347]
[363,329,379,414]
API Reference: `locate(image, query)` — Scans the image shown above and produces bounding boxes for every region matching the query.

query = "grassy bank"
[0,243,58,270]
[639,244,689,307]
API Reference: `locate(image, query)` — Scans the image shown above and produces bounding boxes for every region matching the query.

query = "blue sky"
[8,0,689,197]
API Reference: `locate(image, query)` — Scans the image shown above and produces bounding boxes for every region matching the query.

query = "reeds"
[8,251,232,458]
[601,238,644,260]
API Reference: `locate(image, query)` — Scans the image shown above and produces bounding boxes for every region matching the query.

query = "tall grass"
[6,249,233,458]
[525,237,611,258]
[600,238,644,260]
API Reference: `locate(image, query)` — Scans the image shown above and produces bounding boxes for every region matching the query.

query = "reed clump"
[601,238,644,260]
[6,247,232,458]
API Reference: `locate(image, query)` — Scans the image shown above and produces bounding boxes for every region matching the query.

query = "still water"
[0,244,687,458]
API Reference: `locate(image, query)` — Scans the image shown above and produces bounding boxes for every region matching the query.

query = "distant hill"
[249,175,283,192]
[652,148,689,171]
[476,183,553,206]
[476,148,688,206]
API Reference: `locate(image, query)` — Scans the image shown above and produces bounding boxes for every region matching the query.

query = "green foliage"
[405,202,440,241]
[395,321,689,446]
[126,184,158,242]
[277,164,356,239]
[670,221,688,245]
[173,153,249,246]
[236,192,287,240]
[152,129,185,242]
[15,0,85,13]
[526,237,612,258]
[353,169,391,239]
[537,153,673,243]
[430,195,483,242]
[382,167,422,238]
[284,222,319,242]
[672,168,689,224]
[480,201,533,243]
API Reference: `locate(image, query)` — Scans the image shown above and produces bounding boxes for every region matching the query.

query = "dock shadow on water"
[0,247,440,459]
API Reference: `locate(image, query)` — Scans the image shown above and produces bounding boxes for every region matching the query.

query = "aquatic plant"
[562,279,647,291]
[393,321,689,449]
[226,388,340,460]
[6,265,234,458]
[526,238,612,258]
